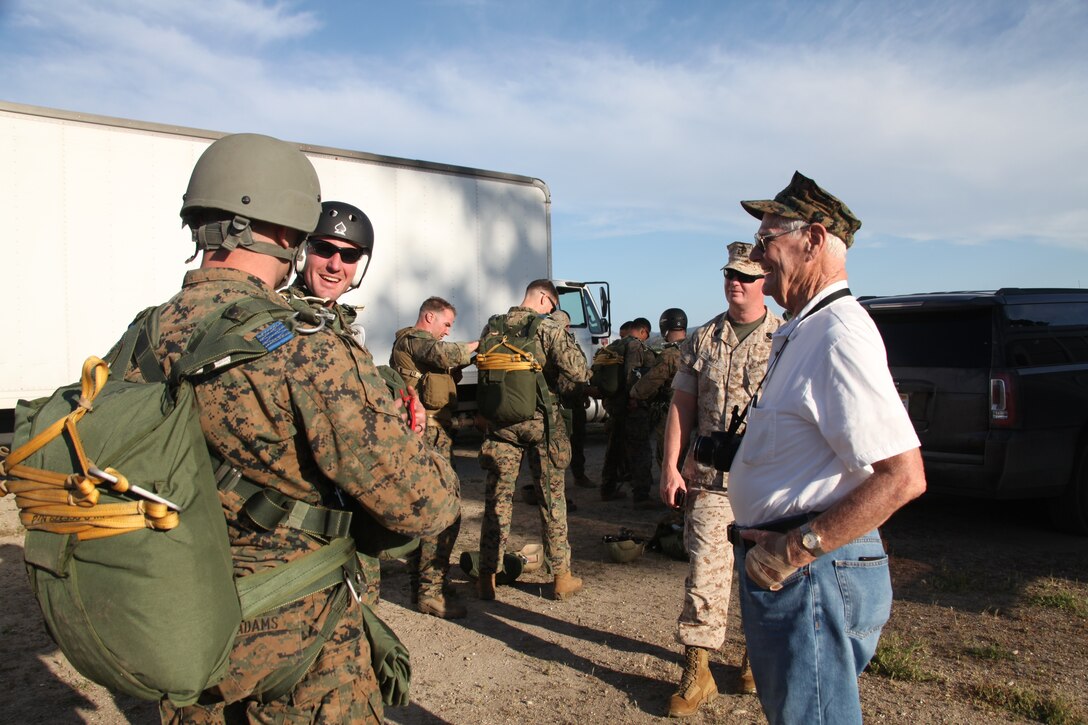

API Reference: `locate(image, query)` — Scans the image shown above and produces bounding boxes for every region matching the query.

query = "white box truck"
[0,101,611,431]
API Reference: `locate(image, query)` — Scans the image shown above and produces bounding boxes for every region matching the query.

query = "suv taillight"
[990,371,1017,427]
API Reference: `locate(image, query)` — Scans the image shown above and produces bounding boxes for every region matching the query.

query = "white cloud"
[2,0,1085,260]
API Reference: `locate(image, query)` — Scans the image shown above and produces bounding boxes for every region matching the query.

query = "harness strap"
[236,536,358,620]
[253,579,354,703]
[213,462,354,540]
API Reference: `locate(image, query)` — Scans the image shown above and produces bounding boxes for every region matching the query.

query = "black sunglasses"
[723,269,764,284]
[308,239,365,264]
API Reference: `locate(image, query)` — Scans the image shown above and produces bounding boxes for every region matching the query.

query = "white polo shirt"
[728,281,919,527]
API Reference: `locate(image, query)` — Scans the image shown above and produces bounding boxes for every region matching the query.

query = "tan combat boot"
[477,573,496,601]
[417,594,467,619]
[553,571,583,601]
[738,647,756,694]
[667,646,718,718]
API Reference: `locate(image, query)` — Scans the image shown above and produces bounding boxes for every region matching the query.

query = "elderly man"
[657,248,782,717]
[729,172,926,725]
[391,296,479,619]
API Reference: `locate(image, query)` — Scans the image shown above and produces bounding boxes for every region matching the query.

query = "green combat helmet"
[603,529,647,563]
[181,133,321,262]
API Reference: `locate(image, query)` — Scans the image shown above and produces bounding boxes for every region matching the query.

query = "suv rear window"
[1003,302,1088,366]
[869,308,992,368]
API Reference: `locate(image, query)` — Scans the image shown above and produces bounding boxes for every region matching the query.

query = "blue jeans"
[736,529,891,725]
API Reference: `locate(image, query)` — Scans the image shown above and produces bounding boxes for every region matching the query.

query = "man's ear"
[806,223,827,255]
[274,224,302,250]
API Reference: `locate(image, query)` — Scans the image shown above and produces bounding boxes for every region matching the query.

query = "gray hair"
[767,214,847,258]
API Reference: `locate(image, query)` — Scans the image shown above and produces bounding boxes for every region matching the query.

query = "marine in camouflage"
[134,268,460,723]
[615,335,658,501]
[671,309,782,650]
[551,309,590,481]
[390,326,474,600]
[600,334,655,496]
[477,306,589,576]
[390,326,473,426]
[630,342,682,468]
[674,311,782,489]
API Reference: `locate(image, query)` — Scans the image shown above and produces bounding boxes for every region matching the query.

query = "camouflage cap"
[740,171,861,247]
[722,241,764,277]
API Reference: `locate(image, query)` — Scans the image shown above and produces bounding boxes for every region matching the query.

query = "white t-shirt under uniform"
[728,281,920,527]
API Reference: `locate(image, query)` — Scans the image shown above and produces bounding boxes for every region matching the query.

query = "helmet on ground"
[606,538,646,563]
[518,543,545,573]
[603,529,647,563]
[181,133,321,261]
[295,201,375,288]
[458,550,526,584]
[659,308,688,336]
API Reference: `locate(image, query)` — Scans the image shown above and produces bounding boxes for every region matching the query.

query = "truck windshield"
[557,287,607,335]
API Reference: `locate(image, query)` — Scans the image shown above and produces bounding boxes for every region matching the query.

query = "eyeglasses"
[308,239,365,264]
[541,291,559,313]
[753,223,810,253]
[723,269,764,284]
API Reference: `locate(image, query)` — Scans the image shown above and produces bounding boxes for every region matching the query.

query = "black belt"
[727,511,822,549]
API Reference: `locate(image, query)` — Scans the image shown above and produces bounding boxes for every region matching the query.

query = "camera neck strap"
[728,287,853,429]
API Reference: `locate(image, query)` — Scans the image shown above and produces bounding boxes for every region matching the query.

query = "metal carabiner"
[293,308,334,334]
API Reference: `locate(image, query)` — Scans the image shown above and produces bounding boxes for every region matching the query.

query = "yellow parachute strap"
[0,356,180,540]
[476,336,543,373]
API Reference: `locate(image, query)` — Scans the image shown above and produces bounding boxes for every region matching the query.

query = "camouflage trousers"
[624,407,654,500]
[410,420,461,598]
[600,404,628,493]
[478,405,572,575]
[160,586,382,724]
[567,402,587,478]
[676,486,736,650]
[653,413,666,469]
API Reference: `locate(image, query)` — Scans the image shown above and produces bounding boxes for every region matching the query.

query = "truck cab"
[555,280,611,422]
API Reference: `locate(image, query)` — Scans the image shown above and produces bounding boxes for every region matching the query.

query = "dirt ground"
[2,425,1087,724]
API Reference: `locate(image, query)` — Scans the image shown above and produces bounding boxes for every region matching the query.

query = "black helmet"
[295,201,375,289]
[659,307,688,336]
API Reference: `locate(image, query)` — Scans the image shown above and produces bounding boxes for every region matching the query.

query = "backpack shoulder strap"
[104,306,168,383]
[486,314,508,337]
[172,297,298,383]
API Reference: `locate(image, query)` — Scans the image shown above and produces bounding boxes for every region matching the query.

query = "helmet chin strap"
[190,215,297,263]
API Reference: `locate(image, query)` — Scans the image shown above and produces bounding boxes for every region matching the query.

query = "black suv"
[860,289,1088,534]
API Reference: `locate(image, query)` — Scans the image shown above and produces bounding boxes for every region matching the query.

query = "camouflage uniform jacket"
[123,268,460,579]
[390,327,473,419]
[479,306,590,428]
[672,309,783,489]
[629,341,682,406]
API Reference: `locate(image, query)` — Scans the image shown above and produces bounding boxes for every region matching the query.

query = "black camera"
[692,430,743,472]
[691,404,746,473]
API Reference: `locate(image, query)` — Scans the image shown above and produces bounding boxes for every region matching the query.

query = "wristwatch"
[798,522,827,557]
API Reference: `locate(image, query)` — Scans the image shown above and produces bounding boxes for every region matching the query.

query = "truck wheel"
[1049,444,1088,535]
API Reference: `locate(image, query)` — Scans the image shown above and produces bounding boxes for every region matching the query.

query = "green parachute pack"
[0,298,368,707]
[589,340,624,397]
[475,313,552,426]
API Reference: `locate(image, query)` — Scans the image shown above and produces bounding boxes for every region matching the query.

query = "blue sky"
[2,0,1085,328]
